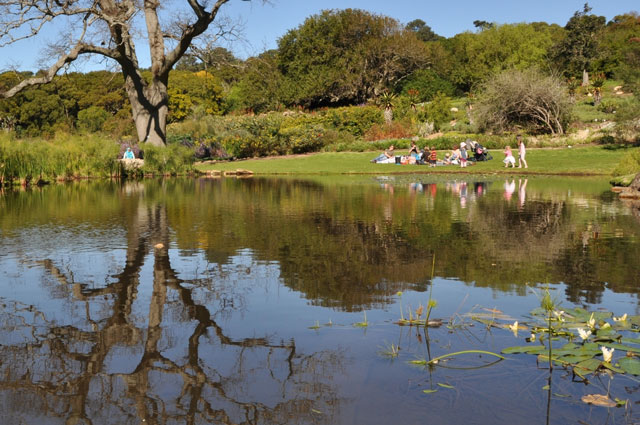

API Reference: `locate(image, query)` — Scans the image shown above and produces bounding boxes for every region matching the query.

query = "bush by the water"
[0,134,120,184]
[612,148,640,177]
[141,143,195,176]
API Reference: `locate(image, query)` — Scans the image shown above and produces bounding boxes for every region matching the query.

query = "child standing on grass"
[459,142,468,168]
[517,135,528,168]
[503,146,516,167]
[429,147,437,167]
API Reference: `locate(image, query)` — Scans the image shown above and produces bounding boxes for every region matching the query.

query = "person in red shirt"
[429,147,437,167]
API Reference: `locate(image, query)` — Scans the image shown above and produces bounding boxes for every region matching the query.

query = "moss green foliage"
[77,106,111,133]
[0,134,120,184]
[140,144,195,176]
[398,69,456,102]
[612,148,640,177]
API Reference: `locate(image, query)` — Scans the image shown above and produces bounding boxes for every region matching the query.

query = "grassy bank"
[197,145,637,176]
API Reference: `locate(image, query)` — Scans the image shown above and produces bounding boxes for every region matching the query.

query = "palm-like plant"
[567,77,580,101]
[378,91,396,125]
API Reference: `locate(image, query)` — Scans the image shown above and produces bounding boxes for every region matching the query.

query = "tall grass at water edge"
[0,134,120,184]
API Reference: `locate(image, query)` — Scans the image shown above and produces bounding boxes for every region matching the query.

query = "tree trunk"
[123,70,169,147]
[582,70,589,87]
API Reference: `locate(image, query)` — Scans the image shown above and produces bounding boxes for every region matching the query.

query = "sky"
[0,0,638,72]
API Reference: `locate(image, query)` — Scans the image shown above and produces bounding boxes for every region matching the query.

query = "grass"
[197,145,638,176]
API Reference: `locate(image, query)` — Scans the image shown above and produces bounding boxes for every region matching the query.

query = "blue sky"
[1,0,638,72]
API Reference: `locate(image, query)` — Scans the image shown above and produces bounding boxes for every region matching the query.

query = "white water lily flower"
[577,328,592,340]
[613,313,628,322]
[553,310,565,321]
[588,313,596,330]
[530,333,536,342]
[508,321,519,337]
[601,346,614,363]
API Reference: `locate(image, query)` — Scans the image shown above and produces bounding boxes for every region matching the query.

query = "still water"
[0,176,639,425]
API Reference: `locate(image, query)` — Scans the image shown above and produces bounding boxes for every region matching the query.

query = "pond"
[0,175,639,425]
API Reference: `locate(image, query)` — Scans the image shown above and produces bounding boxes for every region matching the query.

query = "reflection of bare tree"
[0,186,343,425]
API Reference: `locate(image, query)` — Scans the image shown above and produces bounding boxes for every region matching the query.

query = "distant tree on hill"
[406,19,442,42]
[552,3,606,84]
[473,20,495,31]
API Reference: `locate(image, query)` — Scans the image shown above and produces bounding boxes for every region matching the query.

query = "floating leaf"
[618,357,640,375]
[574,358,602,376]
[423,389,438,394]
[542,384,550,390]
[581,394,616,408]
[600,342,640,354]
[437,383,454,389]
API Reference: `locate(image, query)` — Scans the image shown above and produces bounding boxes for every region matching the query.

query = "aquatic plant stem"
[425,350,504,365]
[425,254,436,327]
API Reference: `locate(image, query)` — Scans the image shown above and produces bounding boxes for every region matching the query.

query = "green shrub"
[280,125,328,154]
[321,106,383,136]
[612,148,640,177]
[423,92,452,131]
[141,143,195,175]
[0,135,120,184]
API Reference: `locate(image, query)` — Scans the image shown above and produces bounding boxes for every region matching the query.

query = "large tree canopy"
[277,8,431,108]
[0,0,255,145]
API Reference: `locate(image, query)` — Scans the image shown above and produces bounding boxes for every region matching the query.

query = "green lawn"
[197,145,636,176]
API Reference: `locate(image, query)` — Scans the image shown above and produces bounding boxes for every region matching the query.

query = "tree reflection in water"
[0,182,343,425]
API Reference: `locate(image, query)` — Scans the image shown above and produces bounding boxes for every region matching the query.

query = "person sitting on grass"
[429,147,438,167]
[123,147,135,159]
[503,145,516,168]
[371,145,395,163]
[408,141,419,157]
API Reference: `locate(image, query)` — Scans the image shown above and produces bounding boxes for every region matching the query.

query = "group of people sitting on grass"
[371,139,493,167]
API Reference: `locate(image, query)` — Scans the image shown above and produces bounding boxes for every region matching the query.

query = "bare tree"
[0,0,259,146]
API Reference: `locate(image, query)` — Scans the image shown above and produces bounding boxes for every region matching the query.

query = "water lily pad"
[423,389,438,394]
[581,394,616,407]
[437,383,454,389]
[618,357,640,375]
[600,342,640,354]
[573,358,602,377]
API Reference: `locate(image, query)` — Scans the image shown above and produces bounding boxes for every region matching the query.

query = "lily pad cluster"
[502,307,640,379]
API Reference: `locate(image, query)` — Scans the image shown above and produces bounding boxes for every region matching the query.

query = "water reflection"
[1,177,640,424]
[0,183,344,425]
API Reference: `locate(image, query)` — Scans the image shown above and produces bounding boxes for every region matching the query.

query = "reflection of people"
[518,178,528,209]
[504,179,515,201]
[371,145,395,163]
[517,135,528,168]
[503,146,516,167]
[123,147,135,159]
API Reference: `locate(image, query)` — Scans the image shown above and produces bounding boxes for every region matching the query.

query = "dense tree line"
[1,6,638,138]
